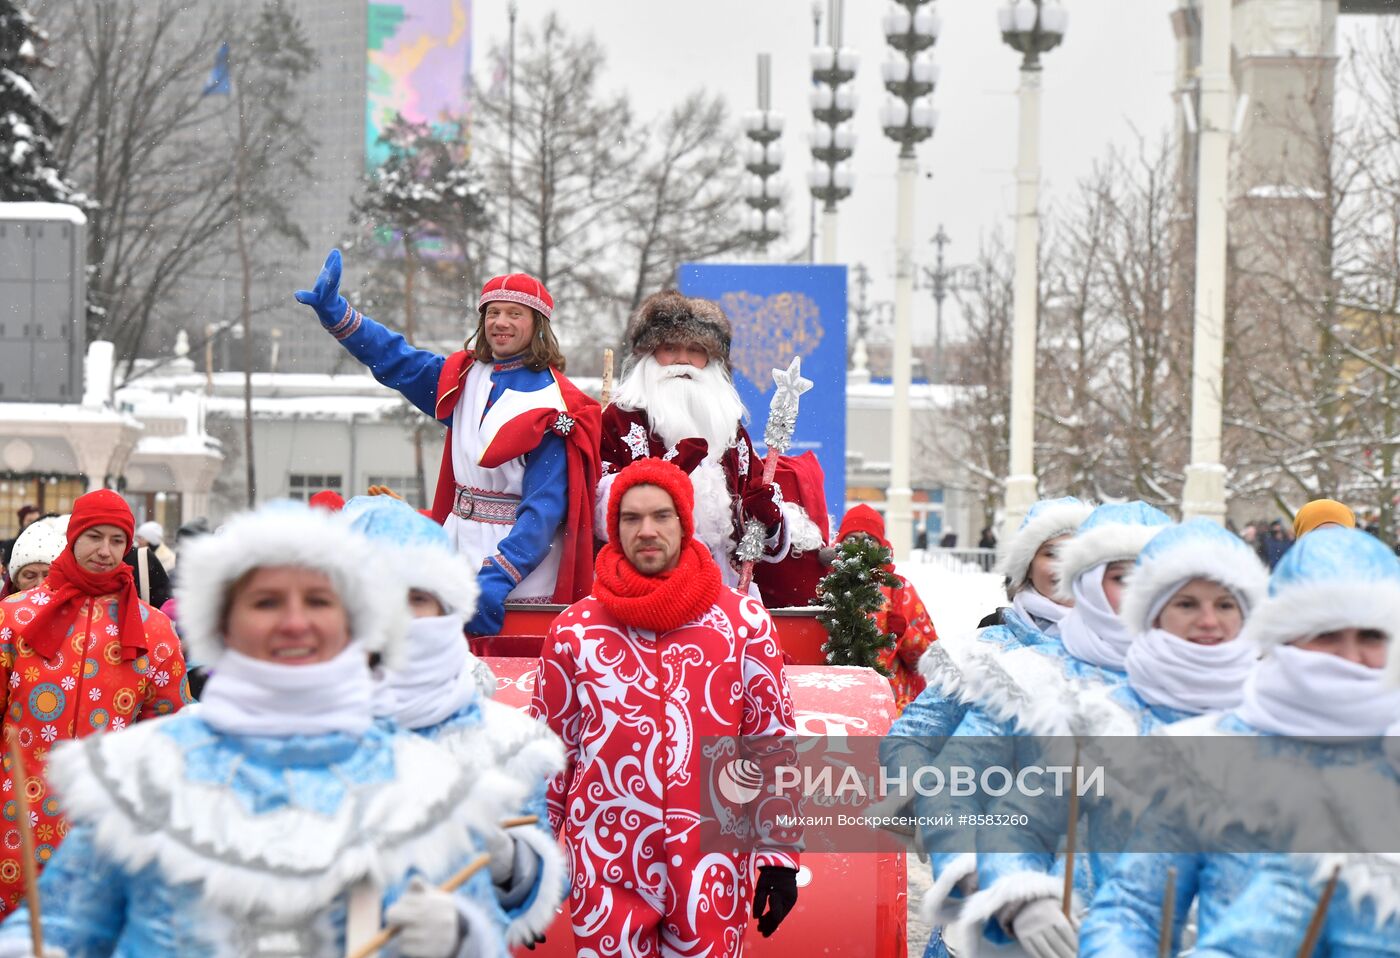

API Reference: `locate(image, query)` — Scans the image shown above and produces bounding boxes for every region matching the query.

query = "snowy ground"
[888,559,1005,957]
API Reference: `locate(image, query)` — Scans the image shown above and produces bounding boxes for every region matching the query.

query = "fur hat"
[478,273,553,321]
[342,496,479,619]
[1120,519,1269,636]
[8,515,69,577]
[606,458,695,544]
[626,290,732,368]
[175,502,405,667]
[1052,501,1174,602]
[996,496,1093,597]
[1240,526,1400,654]
[135,520,164,547]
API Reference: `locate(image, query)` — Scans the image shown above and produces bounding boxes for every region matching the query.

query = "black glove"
[753,866,799,937]
[669,438,709,474]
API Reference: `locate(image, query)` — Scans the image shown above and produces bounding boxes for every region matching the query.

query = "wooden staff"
[1061,739,1081,918]
[1295,865,1341,958]
[1157,866,1177,958]
[500,814,538,829]
[7,738,43,956]
[600,348,615,407]
[346,852,491,958]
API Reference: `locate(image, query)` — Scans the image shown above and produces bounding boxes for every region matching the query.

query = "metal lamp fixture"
[809,0,859,263]
[880,0,941,561]
[741,55,786,252]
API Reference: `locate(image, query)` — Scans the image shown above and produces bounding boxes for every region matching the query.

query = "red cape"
[430,351,602,604]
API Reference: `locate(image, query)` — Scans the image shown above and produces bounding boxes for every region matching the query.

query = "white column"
[822,207,839,263]
[1181,0,1231,523]
[888,154,917,561]
[1002,64,1043,543]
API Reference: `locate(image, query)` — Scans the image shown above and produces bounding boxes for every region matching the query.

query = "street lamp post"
[881,0,940,561]
[742,54,785,252]
[998,0,1067,542]
[809,0,858,264]
[919,224,976,383]
[1180,0,1231,523]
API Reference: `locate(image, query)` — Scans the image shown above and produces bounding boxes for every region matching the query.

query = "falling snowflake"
[39,725,56,743]
[787,671,865,692]
[151,671,170,688]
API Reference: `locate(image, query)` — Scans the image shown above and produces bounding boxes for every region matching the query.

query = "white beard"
[689,459,737,560]
[612,354,747,460]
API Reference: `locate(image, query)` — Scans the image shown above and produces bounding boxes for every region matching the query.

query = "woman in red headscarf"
[0,489,191,916]
[836,504,941,714]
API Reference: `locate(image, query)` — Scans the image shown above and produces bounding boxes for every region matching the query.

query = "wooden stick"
[1157,866,1177,958]
[600,348,615,407]
[1061,739,1080,918]
[1296,865,1341,958]
[500,814,539,829]
[7,739,43,956]
[346,852,491,958]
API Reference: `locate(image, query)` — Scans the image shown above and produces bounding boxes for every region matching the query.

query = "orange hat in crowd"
[1293,498,1356,539]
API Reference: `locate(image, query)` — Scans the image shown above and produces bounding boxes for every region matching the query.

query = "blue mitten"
[465,569,511,636]
[294,249,350,329]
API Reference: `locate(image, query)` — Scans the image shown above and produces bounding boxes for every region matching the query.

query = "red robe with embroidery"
[874,573,939,714]
[429,351,602,604]
[0,584,191,915]
[530,587,800,957]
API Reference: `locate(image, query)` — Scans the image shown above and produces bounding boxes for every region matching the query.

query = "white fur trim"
[455,893,507,958]
[47,715,527,922]
[1240,580,1400,650]
[388,542,480,620]
[997,502,1094,595]
[435,698,567,788]
[918,629,1000,703]
[594,472,617,541]
[1120,546,1268,636]
[689,459,736,555]
[502,825,568,946]
[780,501,825,555]
[948,870,1076,939]
[175,507,408,668]
[1314,853,1400,926]
[922,852,978,926]
[1053,525,1164,603]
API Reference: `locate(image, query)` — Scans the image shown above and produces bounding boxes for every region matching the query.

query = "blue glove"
[465,569,511,636]
[294,249,350,329]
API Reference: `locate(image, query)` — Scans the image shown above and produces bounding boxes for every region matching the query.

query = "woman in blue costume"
[883,497,1090,958]
[929,501,1173,957]
[0,503,519,958]
[343,495,567,949]
[1082,526,1400,957]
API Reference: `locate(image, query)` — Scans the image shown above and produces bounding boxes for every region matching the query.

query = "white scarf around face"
[1012,587,1072,636]
[1125,628,1257,714]
[1058,564,1134,671]
[1237,644,1400,741]
[373,614,481,731]
[199,644,373,738]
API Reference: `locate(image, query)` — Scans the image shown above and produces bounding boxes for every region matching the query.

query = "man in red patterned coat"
[600,292,825,602]
[532,458,800,957]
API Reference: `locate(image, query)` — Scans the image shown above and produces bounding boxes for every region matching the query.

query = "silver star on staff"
[764,356,814,453]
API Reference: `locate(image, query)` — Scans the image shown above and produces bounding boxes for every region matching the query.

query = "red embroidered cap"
[478,273,554,321]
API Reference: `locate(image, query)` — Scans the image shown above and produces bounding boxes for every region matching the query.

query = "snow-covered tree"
[0,0,83,204]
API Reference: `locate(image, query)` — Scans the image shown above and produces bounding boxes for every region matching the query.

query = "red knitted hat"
[309,489,345,511]
[837,503,889,548]
[66,489,135,549]
[478,273,554,321]
[607,459,695,543]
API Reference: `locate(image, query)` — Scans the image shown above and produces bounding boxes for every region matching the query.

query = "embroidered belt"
[452,485,519,525]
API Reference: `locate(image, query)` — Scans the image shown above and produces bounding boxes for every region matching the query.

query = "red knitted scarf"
[24,550,149,661]
[592,538,722,633]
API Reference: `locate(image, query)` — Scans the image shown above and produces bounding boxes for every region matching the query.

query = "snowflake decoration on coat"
[551,412,576,437]
[787,671,864,692]
[623,421,650,460]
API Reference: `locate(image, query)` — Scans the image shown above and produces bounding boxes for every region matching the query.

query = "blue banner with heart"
[678,263,847,520]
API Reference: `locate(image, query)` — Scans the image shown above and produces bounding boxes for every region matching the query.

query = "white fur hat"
[175,502,406,667]
[1120,519,1269,636]
[1240,525,1400,654]
[1053,501,1174,602]
[341,496,479,619]
[8,515,69,578]
[996,497,1093,598]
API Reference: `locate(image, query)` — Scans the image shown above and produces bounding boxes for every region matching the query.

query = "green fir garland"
[816,536,899,675]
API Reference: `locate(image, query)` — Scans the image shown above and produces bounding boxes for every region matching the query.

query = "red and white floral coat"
[874,573,939,714]
[0,584,191,916]
[530,586,799,954]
